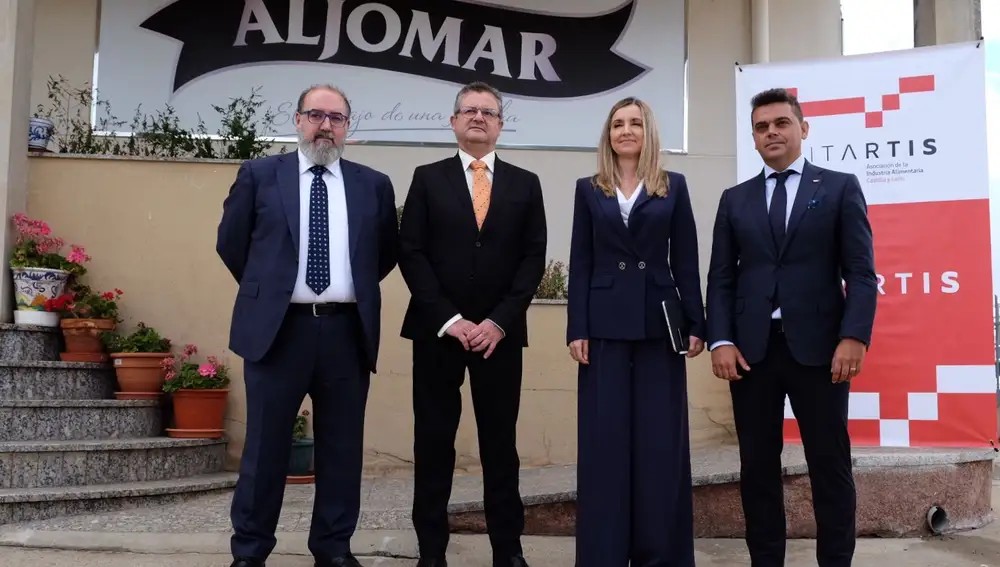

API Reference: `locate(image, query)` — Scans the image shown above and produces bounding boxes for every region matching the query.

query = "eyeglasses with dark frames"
[300,109,348,127]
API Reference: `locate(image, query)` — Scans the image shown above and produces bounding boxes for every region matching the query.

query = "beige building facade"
[0,0,982,472]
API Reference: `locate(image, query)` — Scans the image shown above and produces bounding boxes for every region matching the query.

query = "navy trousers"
[230,306,371,562]
[575,339,695,567]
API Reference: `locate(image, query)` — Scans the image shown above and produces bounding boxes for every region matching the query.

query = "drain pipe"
[751,0,769,63]
[927,505,948,535]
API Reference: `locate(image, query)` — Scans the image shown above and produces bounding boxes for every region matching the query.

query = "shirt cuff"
[437,314,462,338]
[709,340,734,351]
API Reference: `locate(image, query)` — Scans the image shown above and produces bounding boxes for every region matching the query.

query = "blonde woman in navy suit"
[566,97,705,567]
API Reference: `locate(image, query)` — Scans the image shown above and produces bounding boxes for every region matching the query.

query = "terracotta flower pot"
[167,388,229,439]
[110,352,170,398]
[60,318,115,357]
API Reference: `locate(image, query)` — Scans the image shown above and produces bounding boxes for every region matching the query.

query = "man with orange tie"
[397,81,548,567]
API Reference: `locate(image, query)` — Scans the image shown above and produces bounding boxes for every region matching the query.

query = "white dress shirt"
[616,181,644,226]
[709,154,806,351]
[437,149,505,338]
[290,149,355,304]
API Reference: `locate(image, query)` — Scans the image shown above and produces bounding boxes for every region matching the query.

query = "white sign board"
[95,0,687,149]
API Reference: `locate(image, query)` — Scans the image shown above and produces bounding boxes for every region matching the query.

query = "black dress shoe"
[416,558,447,567]
[494,555,529,567]
[320,553,363,567]
[230,559,264,567]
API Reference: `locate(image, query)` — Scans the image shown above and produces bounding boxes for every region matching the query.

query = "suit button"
[638,261,646,269]
[475,242,481,248]
[618,262,626,270]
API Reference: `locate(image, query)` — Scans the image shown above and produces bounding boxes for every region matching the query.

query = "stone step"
[0,472,238,525]
[0,438,226,490]
[0,324,60,362]
[0,400,161,441]
[0,361,115,400]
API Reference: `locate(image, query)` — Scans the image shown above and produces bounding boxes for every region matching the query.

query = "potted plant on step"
[162,344,230,439]
[101,322,172,399]
[9,213,89,327]
[288,409,314,484]
[57,286,124,362]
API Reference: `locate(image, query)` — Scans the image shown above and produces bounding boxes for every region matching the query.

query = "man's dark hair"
[751,88,804,122]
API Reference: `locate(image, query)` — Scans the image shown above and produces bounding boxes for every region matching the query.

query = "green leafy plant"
[535,259,568,300]
[37,75,279,160]
[62,286,124,321]
[293,410,310,441]
[100,321,171,353]
[161,343,231,393]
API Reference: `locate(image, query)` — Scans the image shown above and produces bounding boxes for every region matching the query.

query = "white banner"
[94,0,686,149]
[734,42,996,448]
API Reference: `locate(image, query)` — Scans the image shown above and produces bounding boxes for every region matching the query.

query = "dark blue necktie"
[768,170,793,251]
[768,170,793,312]
[306,165,330,295]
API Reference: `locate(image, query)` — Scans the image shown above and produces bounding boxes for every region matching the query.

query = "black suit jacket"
[706,160,877,366]
[398,154,547,346]
[216,152,398,370]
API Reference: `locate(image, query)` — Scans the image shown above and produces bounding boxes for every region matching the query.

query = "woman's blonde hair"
[592,97,669,198]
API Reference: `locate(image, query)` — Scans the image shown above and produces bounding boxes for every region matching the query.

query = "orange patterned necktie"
[471,159,491,229]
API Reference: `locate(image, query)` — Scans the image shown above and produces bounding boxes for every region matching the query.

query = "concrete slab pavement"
[2,480,1000,565]
[4,531,1000,567]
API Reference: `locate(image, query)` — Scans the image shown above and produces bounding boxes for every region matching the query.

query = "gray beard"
[298,133,343,165]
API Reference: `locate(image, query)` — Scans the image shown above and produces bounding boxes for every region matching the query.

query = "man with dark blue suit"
[217,84,398,567]
[706,88,877,567]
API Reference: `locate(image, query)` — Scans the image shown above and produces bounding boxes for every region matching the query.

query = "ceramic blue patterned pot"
[11,267,69,327]
[28,117,53,152]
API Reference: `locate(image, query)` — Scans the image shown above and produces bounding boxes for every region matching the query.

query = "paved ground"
[4,530,1000,566]
[1,471,999,565]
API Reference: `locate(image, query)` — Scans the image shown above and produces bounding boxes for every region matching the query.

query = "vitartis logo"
[139,0,649,98]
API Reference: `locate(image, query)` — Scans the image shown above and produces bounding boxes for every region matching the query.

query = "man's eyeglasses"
[457,106,501,120]
[300,109,348,127]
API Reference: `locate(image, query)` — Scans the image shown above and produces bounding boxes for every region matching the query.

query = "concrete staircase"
[0,323,238,524]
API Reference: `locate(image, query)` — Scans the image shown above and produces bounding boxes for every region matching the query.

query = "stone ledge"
[0,439,228,490]
[0,400,162,442]
[0,473,238,524]
[0,360,109,369]
[0,472,238,503]
[0,364,116,401]
[0,400,158,408]
[446,445,997,538]
[0,324,58,334]
[0,437,225,452]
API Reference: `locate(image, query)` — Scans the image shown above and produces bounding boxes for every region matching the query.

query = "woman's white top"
[616,181,645,226]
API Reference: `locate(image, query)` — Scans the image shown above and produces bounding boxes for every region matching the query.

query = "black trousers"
[410,336,525,559]
[230,305,370,562]
[730,321,856,567]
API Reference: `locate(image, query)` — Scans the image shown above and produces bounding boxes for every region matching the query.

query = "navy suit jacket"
[566,171,706,344]
[705,160,877,367]
[216,152,398,371]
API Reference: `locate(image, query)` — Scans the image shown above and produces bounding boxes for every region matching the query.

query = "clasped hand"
[446,318,503,358]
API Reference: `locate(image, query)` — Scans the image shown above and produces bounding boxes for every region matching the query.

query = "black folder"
[661,296,690,355]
